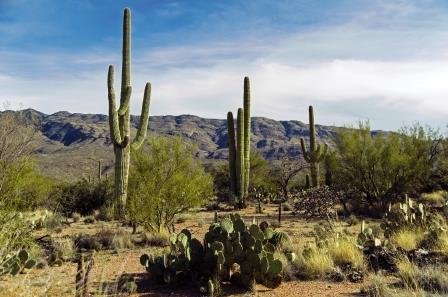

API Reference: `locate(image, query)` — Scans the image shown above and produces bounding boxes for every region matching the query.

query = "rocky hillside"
[4,109,338,180]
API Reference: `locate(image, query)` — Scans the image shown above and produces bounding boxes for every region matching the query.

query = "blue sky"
[2,0,448,130]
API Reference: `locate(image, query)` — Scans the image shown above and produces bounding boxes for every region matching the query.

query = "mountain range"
[4,109,339,181]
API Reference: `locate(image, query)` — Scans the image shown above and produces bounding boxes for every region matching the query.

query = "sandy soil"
[0,205,372,297]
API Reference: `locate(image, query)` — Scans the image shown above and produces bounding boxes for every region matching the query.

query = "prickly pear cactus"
[140,214,285,293]
[382,196,426,237]
[0,250,36,276]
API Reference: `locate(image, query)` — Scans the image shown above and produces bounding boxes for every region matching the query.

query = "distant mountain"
[2,109,338,181]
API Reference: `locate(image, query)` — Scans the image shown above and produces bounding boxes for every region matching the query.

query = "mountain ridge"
[3,109,340,180]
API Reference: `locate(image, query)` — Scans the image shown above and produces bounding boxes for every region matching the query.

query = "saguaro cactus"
[98,159,102,181]
[300,106,327,187]
[227,77,251,208]
[227,112,237,201]
[243,77,251,197]
[107,8,151,217]
[236,108,245,204]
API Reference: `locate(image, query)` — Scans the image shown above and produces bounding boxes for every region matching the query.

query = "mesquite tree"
[107,8,151,217]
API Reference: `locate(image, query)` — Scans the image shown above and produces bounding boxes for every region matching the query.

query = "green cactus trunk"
[227,112,237,200]
[243,77,251,197]
[98,160,102,181]
[107,8,152,218]
[236,108,245,206]
[300,106,327,188]
[226,78,251,208]
[305,174,310,189]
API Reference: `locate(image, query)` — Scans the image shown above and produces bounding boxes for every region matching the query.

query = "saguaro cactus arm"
[108,65,123,145]
[117,86,132,116]
[300,138,310,162]
[131,82,152,151]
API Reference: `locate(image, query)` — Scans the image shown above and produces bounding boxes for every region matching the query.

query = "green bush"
[51,179,114,216]
[127,136,213,233]
[334,122,442,212]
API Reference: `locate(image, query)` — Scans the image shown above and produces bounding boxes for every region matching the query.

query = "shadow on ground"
[96,272,253,297]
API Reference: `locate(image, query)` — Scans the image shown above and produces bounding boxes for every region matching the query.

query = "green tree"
[334,122,442,210]
[127,137,213,232]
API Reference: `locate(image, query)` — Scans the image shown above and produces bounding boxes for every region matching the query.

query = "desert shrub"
[112,233,135,250]
[73,234,100,251]
[144,232,170,247]
[95,206,114,221]
[95,228,115,249]
[334,122,442,212]
[175,213,193,224]
[127,136,213,233]
[0,111,54,212]
[392,228,425,251]
[71,212,81,222]
[204,201,220,211]
[51,179,114,216]
[282,202,292,211]
[346,214,359,226]
[292,186,341,218]
[84,215,96,224]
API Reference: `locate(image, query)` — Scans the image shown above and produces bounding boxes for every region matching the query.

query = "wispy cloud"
[1,0,448,130]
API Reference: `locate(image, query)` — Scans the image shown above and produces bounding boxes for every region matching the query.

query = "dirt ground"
[0,205,371,297]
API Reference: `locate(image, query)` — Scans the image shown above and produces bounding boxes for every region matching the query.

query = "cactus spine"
[227,77,251,208]
[107,8,151,217]
[300,106,327,187]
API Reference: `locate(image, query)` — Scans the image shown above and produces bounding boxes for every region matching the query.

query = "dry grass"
[328,236,365,270]
[396,257,419,289]
[421,191,448,207]
[393,228,425,251]
[144,231,170,247]
[294,246,334,279]
[397,257,448,294]
[362,273,427,297]
[437,232,448,253]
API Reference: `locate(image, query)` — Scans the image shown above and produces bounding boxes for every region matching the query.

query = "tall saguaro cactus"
[236,107,245,204]
[107,8,151,217]
[227,77,251,208]
[300,106,327,187]
[243,77,251,197]
[227,112,237,201]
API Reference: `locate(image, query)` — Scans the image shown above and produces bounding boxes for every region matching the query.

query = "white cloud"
[3,1,448,130]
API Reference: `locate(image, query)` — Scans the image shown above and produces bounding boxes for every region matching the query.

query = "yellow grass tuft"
[393,228,425,251]
[328,236,365,270]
